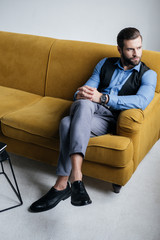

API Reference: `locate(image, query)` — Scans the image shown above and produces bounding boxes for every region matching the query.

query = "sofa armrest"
[116,92,160,171]
[117,109,144,136]
[117,108,144,171]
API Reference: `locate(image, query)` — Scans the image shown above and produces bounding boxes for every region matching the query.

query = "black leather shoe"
[30,182,71,212]
[71,181,92,206]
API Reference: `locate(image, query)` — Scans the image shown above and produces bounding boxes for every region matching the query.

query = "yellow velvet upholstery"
[45,40,119,100]
[0,31,160,187]
[0,31,55,95]
[142,50,160,93]
[86,135,133,167]
[1,97,72,138]
[117,92,160,172]
[0,86,42,118]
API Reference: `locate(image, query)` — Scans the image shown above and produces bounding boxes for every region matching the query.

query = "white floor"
[0,140,160,240]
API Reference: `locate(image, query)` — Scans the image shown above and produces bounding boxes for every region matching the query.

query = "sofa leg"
[112,183,122,193]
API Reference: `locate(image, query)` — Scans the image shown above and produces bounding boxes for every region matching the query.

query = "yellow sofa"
[0,31,160,190]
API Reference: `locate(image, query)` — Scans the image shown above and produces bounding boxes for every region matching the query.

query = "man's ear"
[117,46,122,55]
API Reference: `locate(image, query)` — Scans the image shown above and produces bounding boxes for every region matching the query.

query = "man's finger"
[78,85,94,92]
[78,87,94,95]
[84,85,95,91]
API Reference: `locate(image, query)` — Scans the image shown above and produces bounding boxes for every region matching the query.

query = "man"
[30,27,157,212]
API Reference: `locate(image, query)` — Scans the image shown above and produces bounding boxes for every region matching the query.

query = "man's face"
[118,36,142,68]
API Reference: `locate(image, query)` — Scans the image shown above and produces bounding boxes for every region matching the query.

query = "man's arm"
[107,70,157,110]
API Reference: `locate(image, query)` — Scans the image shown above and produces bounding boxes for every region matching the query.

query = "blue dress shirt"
[81,58,157,110]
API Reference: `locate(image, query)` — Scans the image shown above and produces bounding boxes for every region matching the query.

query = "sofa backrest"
[45,39,119,100]
[0,31,55,95]
[46,39,160,100]
[1,32,160,99]
[141,50,160,93]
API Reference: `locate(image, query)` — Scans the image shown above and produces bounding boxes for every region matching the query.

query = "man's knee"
[60,116,71,132]
[74,99,93,107]
[70,99,95,114]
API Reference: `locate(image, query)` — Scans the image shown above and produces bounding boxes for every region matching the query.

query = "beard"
[121,51,141,67]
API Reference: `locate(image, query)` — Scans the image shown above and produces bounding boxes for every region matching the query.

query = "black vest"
[98,57,149,95]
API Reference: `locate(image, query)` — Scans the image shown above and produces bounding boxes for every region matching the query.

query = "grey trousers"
[56,99,118,176]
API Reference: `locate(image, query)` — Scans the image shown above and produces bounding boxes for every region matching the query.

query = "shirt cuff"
[107,94,119,109]
[73,90,79,101]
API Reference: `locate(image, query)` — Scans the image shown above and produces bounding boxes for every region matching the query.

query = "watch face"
[101,94,106,104]
[102,95,106,101]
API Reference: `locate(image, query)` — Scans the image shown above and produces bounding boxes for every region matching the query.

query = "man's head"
[117,27,143,69]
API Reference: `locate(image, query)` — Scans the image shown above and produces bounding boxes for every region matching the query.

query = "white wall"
[0,0,159,51]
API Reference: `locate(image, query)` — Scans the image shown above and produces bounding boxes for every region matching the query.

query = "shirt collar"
[115,59,141,72]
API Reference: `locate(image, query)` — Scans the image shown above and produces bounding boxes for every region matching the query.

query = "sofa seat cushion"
[86,135,133,167]
[2,127,133,168]
[0,86,42,119]
[1,95,133,168]
[1,96,72,139]
[2,124,133,168]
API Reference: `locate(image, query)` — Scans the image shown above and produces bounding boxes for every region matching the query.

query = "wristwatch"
[100,94,107,106]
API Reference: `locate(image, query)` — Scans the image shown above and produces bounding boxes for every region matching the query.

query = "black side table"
[0,142,23,212]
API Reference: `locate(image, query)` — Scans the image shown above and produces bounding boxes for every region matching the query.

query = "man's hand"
[91,88,103,103]
[76,86,95,100]
[76,85,103,103]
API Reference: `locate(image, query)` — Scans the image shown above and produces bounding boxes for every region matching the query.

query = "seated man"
[30,27,157,212]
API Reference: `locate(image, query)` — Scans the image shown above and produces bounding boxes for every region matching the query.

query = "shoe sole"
[71,199,92,207]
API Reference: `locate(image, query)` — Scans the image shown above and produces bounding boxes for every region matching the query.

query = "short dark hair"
[117,27,142,49]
